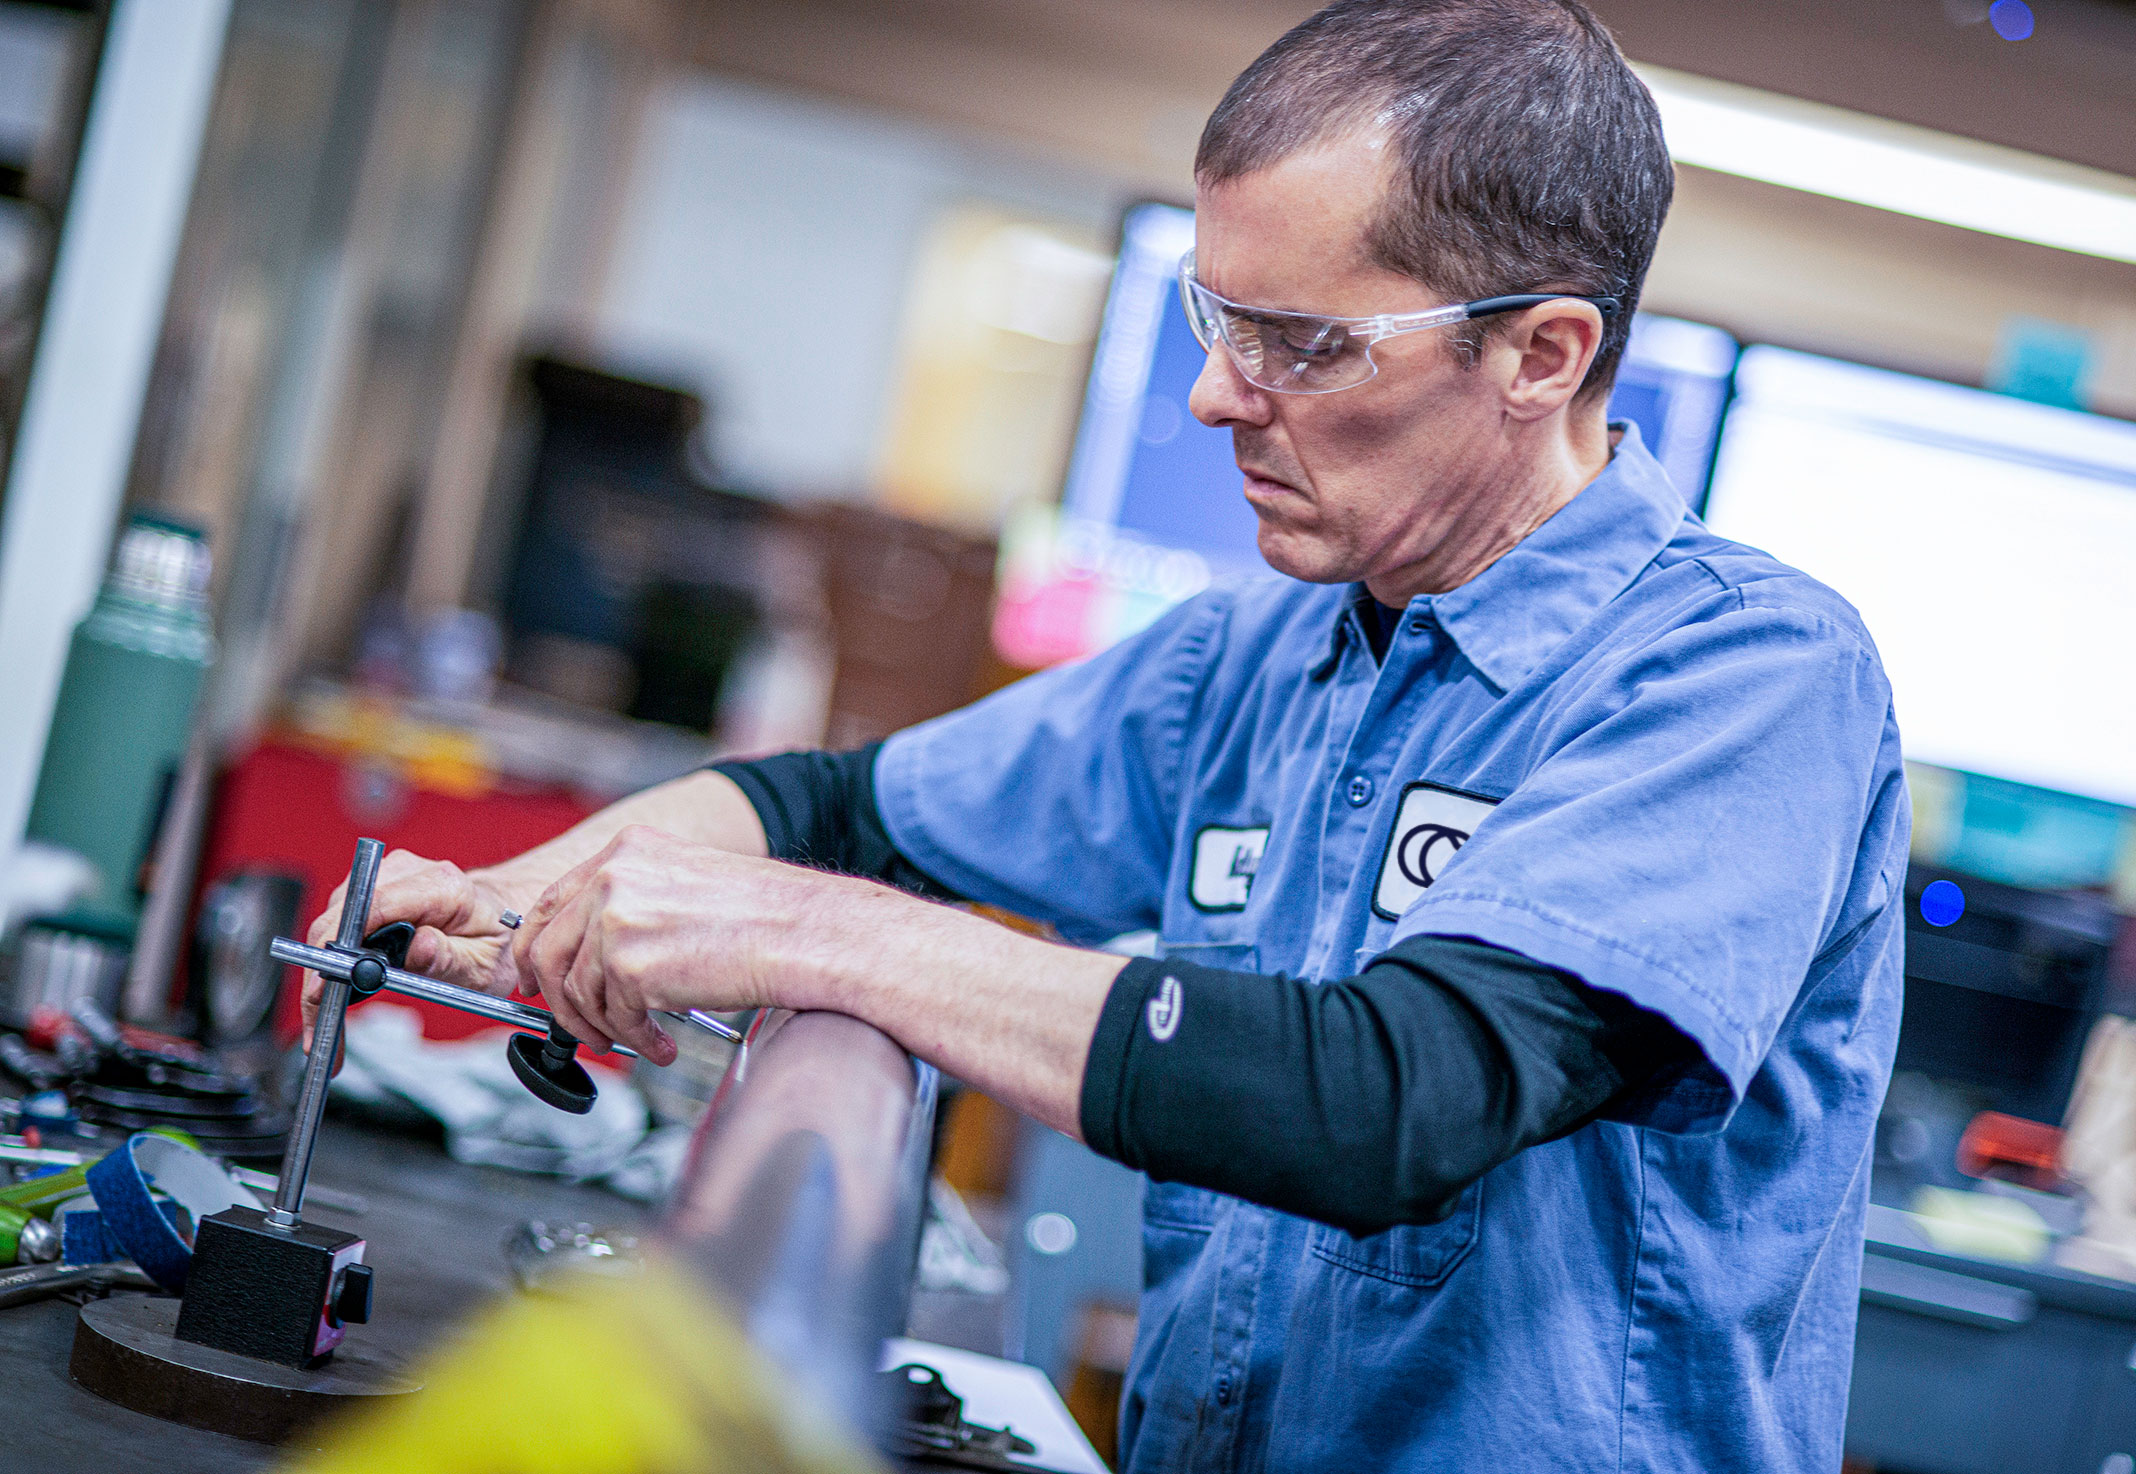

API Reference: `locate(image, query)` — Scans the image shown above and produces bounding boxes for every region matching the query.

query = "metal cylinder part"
[666,1010,938,1437]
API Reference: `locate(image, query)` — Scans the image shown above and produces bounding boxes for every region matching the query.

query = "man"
[310,1,1908,1467]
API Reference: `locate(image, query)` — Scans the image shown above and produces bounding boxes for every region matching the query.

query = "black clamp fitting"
[506,1017,598,1115]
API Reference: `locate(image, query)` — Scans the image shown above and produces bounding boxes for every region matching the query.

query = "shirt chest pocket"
[1306,1179,1483,1287]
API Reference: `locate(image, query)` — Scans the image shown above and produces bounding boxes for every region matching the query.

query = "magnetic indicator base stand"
[71,839,416,1442]
[70,836,744,1442]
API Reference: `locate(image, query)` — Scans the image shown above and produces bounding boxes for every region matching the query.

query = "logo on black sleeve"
[1146,976,1183,1042]
[1371,782,1501,920]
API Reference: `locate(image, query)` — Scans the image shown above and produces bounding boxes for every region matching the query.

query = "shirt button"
[1346,774,1374,806]
[1216,1371,1235,1405]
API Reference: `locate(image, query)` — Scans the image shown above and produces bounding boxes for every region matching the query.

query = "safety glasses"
[1178,252,1620,395]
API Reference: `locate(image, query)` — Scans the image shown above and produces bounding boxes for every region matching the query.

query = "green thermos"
[23,514,215,924]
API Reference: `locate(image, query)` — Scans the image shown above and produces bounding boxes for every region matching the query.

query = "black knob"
[348,956,385,997]
[331,1262,373,1326]
[506,1017,597,1114]
[346,922,415,999]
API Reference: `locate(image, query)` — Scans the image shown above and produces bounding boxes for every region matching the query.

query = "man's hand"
[299,849,532,1049]
[504,823,1123,1140]
[507,826,869,1067]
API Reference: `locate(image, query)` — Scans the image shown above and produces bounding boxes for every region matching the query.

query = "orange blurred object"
[23,1006,81,1053]
[1957,1110,2067,1192]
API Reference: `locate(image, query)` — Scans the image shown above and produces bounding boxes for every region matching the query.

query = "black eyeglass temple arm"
[1462,293,1621,319]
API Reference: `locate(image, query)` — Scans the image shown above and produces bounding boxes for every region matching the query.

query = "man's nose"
[1188,344,1274,429]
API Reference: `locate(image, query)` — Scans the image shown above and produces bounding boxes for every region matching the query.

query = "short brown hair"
[1197,0,1673,398]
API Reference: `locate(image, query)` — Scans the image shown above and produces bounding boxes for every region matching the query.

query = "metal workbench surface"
[0,1113,650,1471]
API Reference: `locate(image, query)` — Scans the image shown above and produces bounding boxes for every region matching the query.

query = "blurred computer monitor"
[1703,346,2136,808]
[995,201,1739,668]
[1057,203,1260,576]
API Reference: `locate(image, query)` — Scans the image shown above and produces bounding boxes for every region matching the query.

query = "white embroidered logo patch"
[1147,976,1183,1042]
[1371,782,1501,920]
[1190,825,1269,912]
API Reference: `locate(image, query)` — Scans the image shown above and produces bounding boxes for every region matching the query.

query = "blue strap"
[60,1200,187,1266]
[81,1133,258,1291]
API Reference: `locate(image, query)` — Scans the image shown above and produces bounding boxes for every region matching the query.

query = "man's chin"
[1254,523,1355,586]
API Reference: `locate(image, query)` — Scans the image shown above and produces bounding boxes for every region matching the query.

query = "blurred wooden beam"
[682,0,1313,197]
[404,0,561,617]
[406,0,684,616]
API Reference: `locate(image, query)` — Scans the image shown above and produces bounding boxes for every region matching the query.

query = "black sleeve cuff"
[711,754,825,863]
[708,745,964,902]
[1079,955,1169,1162]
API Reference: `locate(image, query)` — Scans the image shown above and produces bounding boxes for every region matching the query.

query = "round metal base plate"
[70,1294,421,1444]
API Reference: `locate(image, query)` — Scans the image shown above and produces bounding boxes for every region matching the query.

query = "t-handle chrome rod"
[264,942,747,1053]
[268,837,383,1228]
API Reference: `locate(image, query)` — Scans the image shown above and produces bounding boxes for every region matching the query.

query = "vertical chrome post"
[266,838,382,1228]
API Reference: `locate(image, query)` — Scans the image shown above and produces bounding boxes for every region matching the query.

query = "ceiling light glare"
[1638,65,2136,266]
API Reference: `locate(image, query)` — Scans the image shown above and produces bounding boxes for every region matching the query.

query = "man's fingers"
[298,852,539,1001]
[510,848,606,987]
[362,853,484,935]
[399,925,519,996]
[587,926,676,1065]
[523,884,593,1001]
[602,1007,674,1065]
[523,885,606,1047]
[304,852,487,955]
[545,941,614,1056]
[520,874,670,1062]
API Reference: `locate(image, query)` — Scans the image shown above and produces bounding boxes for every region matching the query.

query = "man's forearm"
[484,770,770,901]
[761,876,1126,1139]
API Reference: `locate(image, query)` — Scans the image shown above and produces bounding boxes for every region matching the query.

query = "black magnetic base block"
[175,1206,368,1368]
[71,1294,419,1445]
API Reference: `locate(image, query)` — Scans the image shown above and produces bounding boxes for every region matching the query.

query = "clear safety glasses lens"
[1178,267,1378,395]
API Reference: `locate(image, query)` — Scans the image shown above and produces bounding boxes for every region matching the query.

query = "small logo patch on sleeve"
[1371,782,1501,920]
[1147,976,1183,1041]
[1190,826,1269,912]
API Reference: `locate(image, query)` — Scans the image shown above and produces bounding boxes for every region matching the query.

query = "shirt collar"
[1312,585,1383,679]
[1316,421,1686,691]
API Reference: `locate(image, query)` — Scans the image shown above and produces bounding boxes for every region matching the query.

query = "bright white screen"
[1704,347,2136,807]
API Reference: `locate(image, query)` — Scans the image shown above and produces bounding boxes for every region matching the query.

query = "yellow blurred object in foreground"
[1908,1186,2052,1265]
[284,1255,885,1474]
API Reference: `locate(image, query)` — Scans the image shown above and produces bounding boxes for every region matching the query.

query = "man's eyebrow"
[1205,281,1349,319]
[1234,302,1344,325]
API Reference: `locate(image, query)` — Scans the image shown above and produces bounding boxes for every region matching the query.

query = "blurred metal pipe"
[664,1008,938,1445]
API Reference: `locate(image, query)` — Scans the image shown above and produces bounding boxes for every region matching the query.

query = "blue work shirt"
[877,424,1909,1473]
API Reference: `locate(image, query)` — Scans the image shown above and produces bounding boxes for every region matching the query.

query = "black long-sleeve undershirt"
[1082,939,1690,1235]
[708,746,1693,1235]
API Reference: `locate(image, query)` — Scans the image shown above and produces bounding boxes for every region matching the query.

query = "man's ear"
[1496,302,1606,422]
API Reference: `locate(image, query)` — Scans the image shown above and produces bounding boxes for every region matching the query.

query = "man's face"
[1189,132,1532,591]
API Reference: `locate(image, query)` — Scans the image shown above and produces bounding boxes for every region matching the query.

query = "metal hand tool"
[268,935,741,1055]
[269,934,740,1052]
[0,1259,154,1309]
